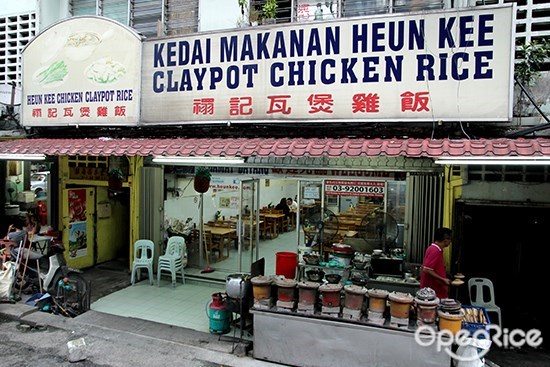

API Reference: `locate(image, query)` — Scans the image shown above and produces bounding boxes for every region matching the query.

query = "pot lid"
[275,278,297,287]
[367,288,389,298]
[297,281,320,289]
[415,287,437,301]
[319,283,343,292]
[344,284,367,295]
[388,291,414,303]
[332,243,353,252]
[250,275,272,285]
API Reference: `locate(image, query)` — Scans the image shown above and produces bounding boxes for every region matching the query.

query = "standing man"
[420,227,452,299]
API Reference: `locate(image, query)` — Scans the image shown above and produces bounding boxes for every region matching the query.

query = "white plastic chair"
[157,236,186,287]
[131,239,155,286]
[468,277,502,327]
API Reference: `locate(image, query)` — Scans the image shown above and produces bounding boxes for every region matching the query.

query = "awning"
[0,137,549,160]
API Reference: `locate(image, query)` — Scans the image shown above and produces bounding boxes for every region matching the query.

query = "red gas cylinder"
[36,201,48,226]
[207,293,231,334]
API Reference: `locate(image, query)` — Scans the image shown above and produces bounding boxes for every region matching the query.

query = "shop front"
[3,5,550,357]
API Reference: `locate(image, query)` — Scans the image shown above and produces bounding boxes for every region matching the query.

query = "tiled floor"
[91,231,299,334]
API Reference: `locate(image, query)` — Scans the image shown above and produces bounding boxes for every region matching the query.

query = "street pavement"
[0,301,281,366]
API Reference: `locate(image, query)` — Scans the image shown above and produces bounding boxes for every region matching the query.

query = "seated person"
[275,198,290,217]
[6,214,39,244]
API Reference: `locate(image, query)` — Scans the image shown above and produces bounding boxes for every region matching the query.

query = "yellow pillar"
[442,165,463,268]
[128,156,143,267]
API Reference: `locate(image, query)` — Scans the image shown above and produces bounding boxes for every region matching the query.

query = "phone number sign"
[325,180,385,197]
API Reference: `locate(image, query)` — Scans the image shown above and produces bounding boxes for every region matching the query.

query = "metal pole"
[199,193,204,266]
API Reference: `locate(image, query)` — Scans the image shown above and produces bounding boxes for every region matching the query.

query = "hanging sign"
[325,180,385,197]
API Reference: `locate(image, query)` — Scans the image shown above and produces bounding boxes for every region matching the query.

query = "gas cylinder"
[206,292,231,334]
[36,200,48,226]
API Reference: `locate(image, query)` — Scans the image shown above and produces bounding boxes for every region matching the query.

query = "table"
[303,228,358,242]
[260,213,286,238]
[251,308,450,367]
[203,226,236,261]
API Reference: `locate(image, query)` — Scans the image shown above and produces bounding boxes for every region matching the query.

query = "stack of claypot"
[437,298,465,335]
[366,288,389,324]
[414,287,440,327]
[388,291,414,327]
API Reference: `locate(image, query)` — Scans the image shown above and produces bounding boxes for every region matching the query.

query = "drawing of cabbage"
[86,58,126,84]
[34,60,68,85]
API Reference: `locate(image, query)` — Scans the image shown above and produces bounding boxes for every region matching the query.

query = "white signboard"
[141,5,514,124]
[21,17,142,126]
[325,180,385,197]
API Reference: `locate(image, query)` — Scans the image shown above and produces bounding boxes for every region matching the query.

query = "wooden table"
[203,225,236,261]
[303,228,358,242]
[260,213,286,238]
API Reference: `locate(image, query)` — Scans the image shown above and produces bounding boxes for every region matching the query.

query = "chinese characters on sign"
[191,91,430,116]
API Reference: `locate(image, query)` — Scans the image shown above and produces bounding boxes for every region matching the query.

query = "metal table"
[251,308,450,367]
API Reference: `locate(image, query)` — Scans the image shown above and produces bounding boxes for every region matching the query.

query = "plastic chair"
[468,277,502,327]
[130,239,155,286]
[157,236,186,287]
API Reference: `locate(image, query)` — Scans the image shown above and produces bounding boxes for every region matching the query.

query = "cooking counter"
[251,308,450,367]
[368,276,420,295]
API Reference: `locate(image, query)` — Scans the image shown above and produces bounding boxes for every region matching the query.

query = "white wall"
[164,174,299,227]
[199,0,242,32]
[39,0,70,30]
[0,0,37,16]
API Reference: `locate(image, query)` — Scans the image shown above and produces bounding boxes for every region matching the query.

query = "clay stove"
[388,291,414,329]
[297,281,320,314]
[342,284,366,321]
[414,287,440,328]
[275,278,297,312]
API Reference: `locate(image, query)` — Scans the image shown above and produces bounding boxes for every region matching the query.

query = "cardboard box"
[17,191,35,203]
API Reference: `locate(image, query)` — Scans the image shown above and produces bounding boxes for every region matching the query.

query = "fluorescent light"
[435,157,550,165]
[0,153,46,161]
[152,156,246,165]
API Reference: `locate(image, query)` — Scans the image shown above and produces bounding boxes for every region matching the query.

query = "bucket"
[275,252,298,279]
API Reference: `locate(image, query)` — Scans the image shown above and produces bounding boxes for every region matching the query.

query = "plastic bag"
[0,261,15,299]
[454,337,492,367]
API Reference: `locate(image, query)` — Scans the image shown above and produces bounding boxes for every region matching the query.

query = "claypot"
[438,309,465,335]
[194,176,210,193]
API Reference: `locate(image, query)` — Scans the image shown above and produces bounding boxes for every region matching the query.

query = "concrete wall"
[0,0,37,16]
[164,175,298,227]
[461,181,550,203]
[198,0,241,31]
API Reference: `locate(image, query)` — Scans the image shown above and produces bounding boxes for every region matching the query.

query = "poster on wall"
[68,189,88,258]
[68,221,88,258]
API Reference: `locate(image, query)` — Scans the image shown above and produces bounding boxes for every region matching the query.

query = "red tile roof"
[0,137,549,158]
